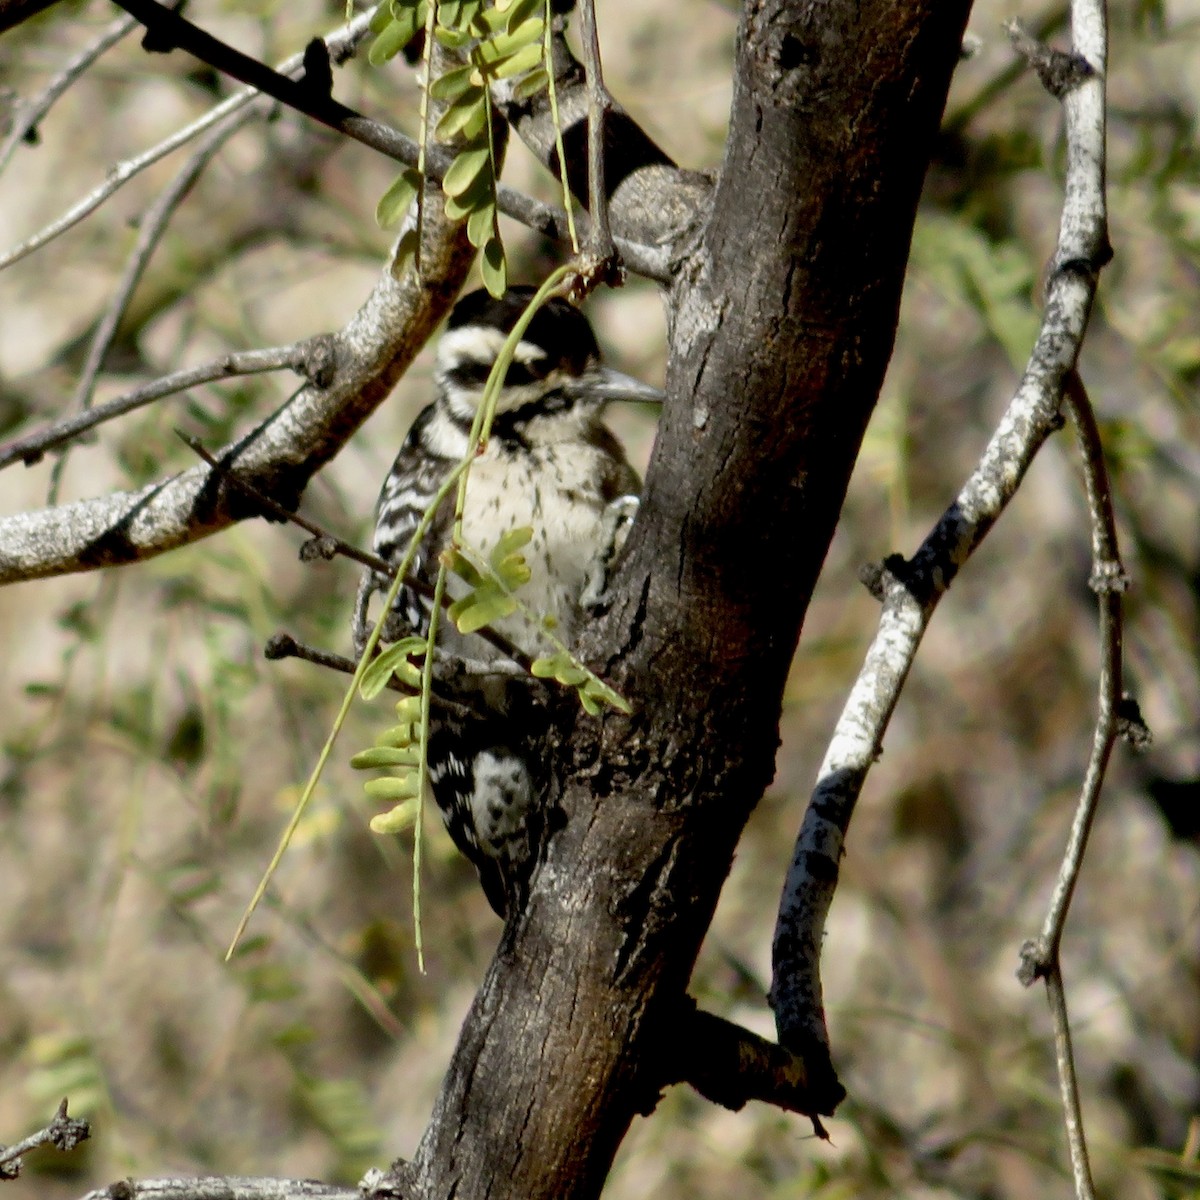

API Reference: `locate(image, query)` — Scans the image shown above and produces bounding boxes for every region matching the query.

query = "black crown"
[448,287,600,376]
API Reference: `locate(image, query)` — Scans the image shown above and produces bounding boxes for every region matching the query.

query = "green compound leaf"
[531,652,632,715]
[469,0,509,32]
[443,170,494,220]
[510,66,548,99]
[491,40,544,80]
[503,0,543,33]
[433,23,472,48]
[475,17,543,62]
[438,0,483,26]
[579,676,630,716]
[375,722,418,748]
[368,3,393,34]
[481,236,507,297]
[369,796,422,835]
[490,525,533,588]
[444,547,483,588]
[531,651,588,687]
[376,167,423,227]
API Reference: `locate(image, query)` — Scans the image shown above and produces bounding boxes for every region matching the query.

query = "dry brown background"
[1,1,1198,1196]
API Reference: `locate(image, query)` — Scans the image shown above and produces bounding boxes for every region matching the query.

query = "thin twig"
[0,12,138,174]
[46,103,262,505]
[0,1099,89,1179]
[1012,371,1128,1200]
[0,3,669,281]
[574,0,616,272]
[769,0,1111,1113]
[66,109,260,418]
[0,343,321,471]
[103,0,670,281]
[1043,967,1095,1200]
[0,11,376,272]
[180,435,534,672]
[263,632,481,719]
[1019,373,1127,977]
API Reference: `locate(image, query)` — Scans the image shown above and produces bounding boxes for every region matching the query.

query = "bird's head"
[433,287,661,440]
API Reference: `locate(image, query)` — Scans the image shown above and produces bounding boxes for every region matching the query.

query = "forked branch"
[768,14,1113,1183]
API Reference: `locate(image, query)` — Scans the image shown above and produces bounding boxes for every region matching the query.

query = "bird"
[354,286,660,917]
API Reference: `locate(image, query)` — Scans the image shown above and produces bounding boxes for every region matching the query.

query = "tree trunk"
[398,3,973,1198]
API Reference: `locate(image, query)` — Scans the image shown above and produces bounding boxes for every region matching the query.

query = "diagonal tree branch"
[0,181,478,583]
[101,0,674,281]
[0,342,331,471]
[768,0,1111,1125]
[75,1178,358,1200]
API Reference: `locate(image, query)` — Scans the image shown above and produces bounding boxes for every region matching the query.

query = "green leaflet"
[370,0,556,295]
[369,796,422,834]
[358,636,427,700]
[376,168,423,228]
[481,235,507,296]
[448,583,517,633]
[442,145,491,197]
[349,746,421,769]
[368,1,427,64]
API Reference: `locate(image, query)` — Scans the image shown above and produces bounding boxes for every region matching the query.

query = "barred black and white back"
[354,287,658,917]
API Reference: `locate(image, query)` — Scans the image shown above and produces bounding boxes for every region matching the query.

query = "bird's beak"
[577,366,665,405]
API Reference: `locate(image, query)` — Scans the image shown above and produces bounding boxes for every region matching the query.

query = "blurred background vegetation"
[0,1,1198,1196]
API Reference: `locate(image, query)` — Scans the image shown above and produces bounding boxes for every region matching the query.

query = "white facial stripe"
[436,326,548,373]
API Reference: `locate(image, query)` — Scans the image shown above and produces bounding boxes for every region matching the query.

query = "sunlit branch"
[0,11,375,271]
[0,342,327,471]
[769,2,1111,1126]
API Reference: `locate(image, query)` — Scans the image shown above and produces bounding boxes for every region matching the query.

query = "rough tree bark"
[393,4,973,1198]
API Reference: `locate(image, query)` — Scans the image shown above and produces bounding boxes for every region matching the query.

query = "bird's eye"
[504,359,550,387]
[446,360,494,388]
